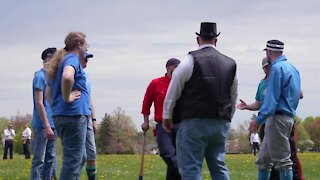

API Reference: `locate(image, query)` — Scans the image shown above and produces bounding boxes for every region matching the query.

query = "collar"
[198,44,216,50]
[271,55,287,66]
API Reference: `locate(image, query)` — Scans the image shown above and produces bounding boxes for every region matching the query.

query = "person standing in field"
[31,47,58,180]
[250,131,260,156]
[22,123,32,159]
[141,58,181,180]
[3,125,15,159]
[46,32,90,180]
[237,56,304,180]
[163,22,238,180]
[79,52,98,180]
[250,40,301,180]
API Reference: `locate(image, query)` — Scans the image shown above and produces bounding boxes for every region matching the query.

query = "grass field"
[0,153,319,179]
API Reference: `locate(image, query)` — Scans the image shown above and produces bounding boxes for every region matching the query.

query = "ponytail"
[45,48,67,80]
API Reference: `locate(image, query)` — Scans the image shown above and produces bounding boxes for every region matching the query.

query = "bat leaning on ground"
[138,132,147,180]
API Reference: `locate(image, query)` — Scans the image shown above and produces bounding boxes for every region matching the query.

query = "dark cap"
[166,58,180,67]
[86,52,94,59]
[41,47,57,61]
[263,40,284,52]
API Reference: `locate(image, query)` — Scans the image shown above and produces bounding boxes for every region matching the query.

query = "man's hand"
[162,119,173,133]
[64,90,81,103]
[45,127,54,140]
[236,99,247,110]
[93,121,97,134]
[250,119,260,132]
[141,121,149,132]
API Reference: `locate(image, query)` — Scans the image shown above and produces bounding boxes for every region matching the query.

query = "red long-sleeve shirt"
[141,74,170,122]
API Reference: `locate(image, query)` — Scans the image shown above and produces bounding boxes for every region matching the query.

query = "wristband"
[92,118,97,121]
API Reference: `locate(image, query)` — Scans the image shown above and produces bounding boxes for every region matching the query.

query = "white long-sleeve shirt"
[4,128,15,140]
[22,127,32,140]
[163,44,238,120]
[250,133,260,144]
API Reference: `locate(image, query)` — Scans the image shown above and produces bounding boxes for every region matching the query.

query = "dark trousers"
[252,142,260,156]
[23,139,31,159]
[260,124,304,180]
[3,140,14,159]
[156,123,181,180]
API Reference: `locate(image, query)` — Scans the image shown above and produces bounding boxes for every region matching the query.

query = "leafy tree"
[96,113,114,154]
[303,116,320,151]
[110,107,137,154]
[96,108,137,154]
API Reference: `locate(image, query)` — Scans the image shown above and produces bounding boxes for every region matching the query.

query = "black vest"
[173,47,236,122]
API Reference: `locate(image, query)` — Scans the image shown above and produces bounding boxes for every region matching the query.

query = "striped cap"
[263,40,284,52]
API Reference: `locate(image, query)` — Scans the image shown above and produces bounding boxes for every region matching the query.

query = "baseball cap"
[263,40,284,52]
[262,57,269,68]
[41,47,57,61]
[165,58,180,67]
[86,52,94,59]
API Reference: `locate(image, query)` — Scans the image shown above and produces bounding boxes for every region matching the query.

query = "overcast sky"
[1,0,319,130]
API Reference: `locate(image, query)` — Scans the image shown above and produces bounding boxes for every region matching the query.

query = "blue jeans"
[86,118,96,161]
[54,115,88,180]
[156,123,180,180]
[176,119,230,180]
[30,128,57,180]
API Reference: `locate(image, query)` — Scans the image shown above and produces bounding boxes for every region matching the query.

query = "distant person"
[250,131,260,156]
[251,40,301,180]
[141,58,181,180]
[237,57,304,180]
[46,32,90,180]
[79,52,98,180]
[22,124,32,159]
[3,125,15,159]
[163,22,238,179]
[31,47,58,180]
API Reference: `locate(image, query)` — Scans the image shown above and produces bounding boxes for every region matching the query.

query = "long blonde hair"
[46,32,86,80]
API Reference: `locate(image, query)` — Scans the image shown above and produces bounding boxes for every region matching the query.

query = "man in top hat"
[141,58,181,180]
[3,124,16,159]
[31,47,58,180]
[79,52,98,180]
[251,40,301,180]
[163,22,238,179]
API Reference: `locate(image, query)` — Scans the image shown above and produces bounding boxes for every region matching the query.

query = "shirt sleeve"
[230,73,238,118]
[163,54,194,119]
[256,67,282,124]
[64,56,80,72]
[141,79,156,115]
[34,72,45,91]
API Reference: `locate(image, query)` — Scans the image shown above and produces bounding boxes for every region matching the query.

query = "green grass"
[0,153,319,179]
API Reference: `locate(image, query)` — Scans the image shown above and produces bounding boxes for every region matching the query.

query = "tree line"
[1,110,319,155]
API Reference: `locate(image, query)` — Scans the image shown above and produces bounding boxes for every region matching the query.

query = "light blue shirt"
[32,69,55,128]
[256,55,301,124]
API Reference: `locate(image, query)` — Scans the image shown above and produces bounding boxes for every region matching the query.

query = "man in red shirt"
[141,58,181,180]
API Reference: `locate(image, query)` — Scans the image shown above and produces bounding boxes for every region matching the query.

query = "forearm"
[90,95,97,119]
[36,102,51,129]
[246,101,260,111]
[61,77,74,102]
[62,66,75,102]
[143,115,150,124]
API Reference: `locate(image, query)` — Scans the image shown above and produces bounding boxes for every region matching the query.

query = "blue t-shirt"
[49,53,91,116]
[255,79,268,108]
[32,69,55,128]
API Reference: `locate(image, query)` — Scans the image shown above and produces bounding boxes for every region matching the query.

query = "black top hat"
[195,22,220,38]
